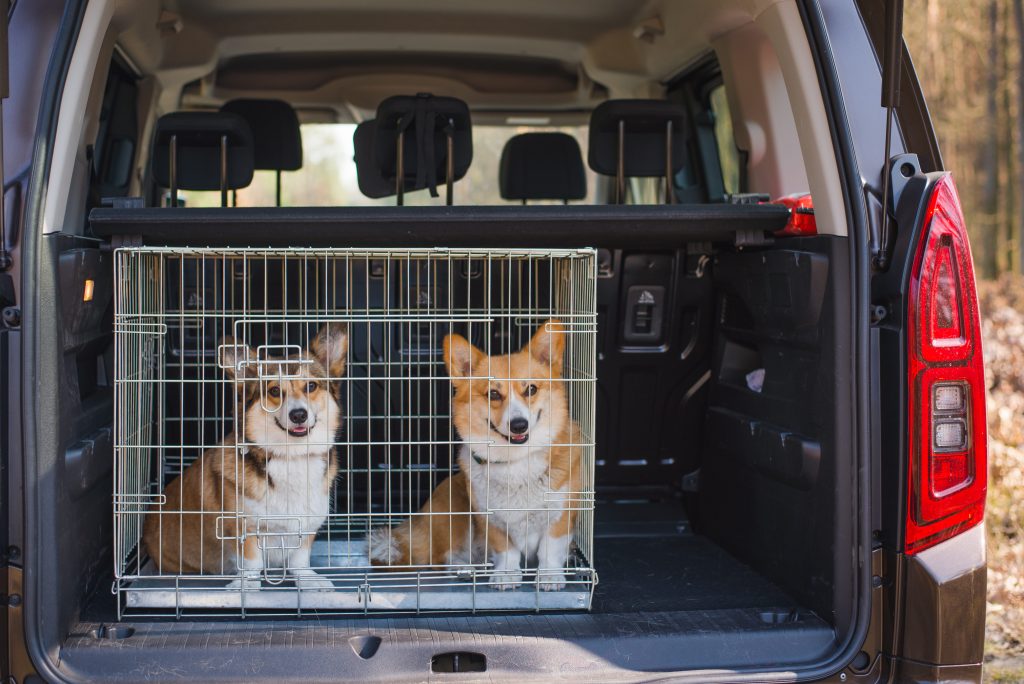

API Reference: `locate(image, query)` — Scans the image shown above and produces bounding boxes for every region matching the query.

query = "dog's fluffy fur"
[142,323,348,590]
[368,319,580,590]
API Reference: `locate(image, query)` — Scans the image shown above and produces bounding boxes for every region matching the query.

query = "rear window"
[180,124,593,208]
[709,84,740,196]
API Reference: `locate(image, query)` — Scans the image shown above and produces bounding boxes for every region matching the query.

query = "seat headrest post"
[219,134,228,208]
[396,128,405,206]
[616,119,625,205]
[664,119,674,205]
[168,134,178,208]
[445,125,454,206]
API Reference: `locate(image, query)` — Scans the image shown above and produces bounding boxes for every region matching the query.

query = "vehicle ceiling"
[114,0,784,122]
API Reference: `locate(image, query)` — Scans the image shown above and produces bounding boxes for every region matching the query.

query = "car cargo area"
[41,203,852,676]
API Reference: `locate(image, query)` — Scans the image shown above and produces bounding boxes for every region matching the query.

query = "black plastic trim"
[88,204,789,248]
[18,0,89,681]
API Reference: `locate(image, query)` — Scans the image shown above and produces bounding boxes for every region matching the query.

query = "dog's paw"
[226,576,262,591]
[293,572,335,592]
[537,571,568,591]
[489,570,524,591]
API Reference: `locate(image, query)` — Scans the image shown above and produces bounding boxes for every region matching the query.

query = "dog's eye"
[524,384,538,397]
[268,386,281,398]
[488,389,503,401]
[306,381,318,393]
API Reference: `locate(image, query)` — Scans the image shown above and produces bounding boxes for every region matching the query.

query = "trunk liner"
[591,536,800,613]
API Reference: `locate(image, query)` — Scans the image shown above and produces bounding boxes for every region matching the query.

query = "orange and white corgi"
[369,319,581,590]
[142,323,348,590]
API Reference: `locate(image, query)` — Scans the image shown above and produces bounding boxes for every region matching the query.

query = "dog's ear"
[218,337,256,379]
[311,322,349,379]
[527,319,566,377]
[443,333,484,382]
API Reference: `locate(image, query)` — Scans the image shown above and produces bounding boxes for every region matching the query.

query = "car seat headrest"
[588,99,687,203]
[371,93,473,204]
[499,132,586,202]
[151,112,255,200]
[353,119,397,199]
[219,99,302,172]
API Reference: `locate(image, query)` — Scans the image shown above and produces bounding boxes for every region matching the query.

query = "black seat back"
[499,132,586,203]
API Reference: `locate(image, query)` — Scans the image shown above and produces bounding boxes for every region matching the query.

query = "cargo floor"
[69,499,834,675]
[589,498,803,614]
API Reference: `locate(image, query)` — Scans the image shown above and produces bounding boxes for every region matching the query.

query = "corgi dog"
[369,319,581,591]
[142,323,348,591]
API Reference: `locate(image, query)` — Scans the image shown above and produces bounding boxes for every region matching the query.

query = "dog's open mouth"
[490,421,529,445]
[286,425,309,437]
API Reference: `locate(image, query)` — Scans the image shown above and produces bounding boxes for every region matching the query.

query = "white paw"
[294,572,335,592]
[489,570,524,591]
[226,576,262,591]
[537,571,567,591]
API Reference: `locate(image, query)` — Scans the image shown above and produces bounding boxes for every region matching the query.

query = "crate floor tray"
[121,539,596,614]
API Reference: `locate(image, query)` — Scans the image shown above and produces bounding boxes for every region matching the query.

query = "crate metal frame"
[113,246,597,617]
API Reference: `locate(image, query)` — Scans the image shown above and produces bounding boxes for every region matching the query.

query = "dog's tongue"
[510,433,528,444]
[288,426,308,437]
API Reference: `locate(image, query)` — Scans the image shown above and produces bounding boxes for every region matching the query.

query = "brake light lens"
[905,174,987,554]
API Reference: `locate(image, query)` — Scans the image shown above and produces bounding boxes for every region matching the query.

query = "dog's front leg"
[289,534,334,591]
[537,512,573,591]
[227,535,264,591]
[485,521,523,590]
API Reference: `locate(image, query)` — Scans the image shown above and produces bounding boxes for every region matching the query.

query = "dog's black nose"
[289,408,308,425]
[509,417,529,434]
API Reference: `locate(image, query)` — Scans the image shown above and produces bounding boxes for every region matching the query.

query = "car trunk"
[30,203,855,680]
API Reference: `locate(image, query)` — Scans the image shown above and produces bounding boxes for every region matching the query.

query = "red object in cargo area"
[773,193,817,236]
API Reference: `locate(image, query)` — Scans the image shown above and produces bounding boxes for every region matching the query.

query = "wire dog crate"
[113,246,597,617]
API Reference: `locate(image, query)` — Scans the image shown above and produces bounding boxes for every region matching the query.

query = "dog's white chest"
[462,447,567,553]
[242,453,330,536]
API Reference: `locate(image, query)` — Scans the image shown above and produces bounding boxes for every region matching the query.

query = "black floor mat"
[591,535,800,613]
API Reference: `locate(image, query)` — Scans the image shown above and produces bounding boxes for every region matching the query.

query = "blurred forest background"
[904,0,1024,277]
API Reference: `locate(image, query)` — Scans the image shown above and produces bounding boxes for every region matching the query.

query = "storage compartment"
[113,246,598,616]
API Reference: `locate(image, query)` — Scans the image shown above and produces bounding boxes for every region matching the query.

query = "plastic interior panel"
[697,237,845,620]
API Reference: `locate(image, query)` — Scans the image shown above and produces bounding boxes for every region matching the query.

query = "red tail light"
[904,174,987,554]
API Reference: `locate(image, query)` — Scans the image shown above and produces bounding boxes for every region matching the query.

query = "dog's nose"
[509,417,529,434]
[289,408,308,425]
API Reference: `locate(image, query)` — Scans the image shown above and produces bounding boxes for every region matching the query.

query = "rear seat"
[150,111,255,207]
[220,99,303,206]
[499,132,586,204]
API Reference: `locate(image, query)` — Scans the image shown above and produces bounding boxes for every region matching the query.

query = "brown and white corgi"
[142,323,348,591]
[369,319,581,591]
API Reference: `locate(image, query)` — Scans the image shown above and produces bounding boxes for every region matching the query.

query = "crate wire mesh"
[113,246,597,617]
